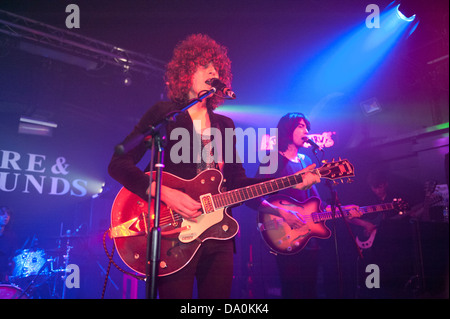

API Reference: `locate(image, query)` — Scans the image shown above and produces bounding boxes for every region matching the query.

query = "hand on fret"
[161,186,202,221]
[293,164,320,190]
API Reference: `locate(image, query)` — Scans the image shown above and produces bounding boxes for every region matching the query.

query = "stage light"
[395,4,416,22]
[122,64,132,86]
[91,182,106,199]
[300,1,419,98]
[18,116,58,136]
[123,76,132,86]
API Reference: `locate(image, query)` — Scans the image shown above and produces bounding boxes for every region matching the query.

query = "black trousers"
[157,239,234,299]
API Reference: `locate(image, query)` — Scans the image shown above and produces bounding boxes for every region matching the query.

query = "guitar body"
[260,195,408,254]
[110,169,238,277]
[258,195,331,255]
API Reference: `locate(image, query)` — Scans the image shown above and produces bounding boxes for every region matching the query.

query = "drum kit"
[0,227,80,299]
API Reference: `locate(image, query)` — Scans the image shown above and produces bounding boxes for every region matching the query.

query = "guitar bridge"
[199,193,215,214]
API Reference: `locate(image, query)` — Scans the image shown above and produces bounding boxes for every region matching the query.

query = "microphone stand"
[310,145,362,298]
[115,88,217,299]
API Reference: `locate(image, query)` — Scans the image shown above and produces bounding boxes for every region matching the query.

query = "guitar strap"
[298,154,312,198]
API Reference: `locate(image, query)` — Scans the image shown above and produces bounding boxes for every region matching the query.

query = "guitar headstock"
[393,198,409,213]
[318,159,355,181]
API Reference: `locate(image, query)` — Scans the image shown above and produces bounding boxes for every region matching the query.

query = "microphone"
[205,78,236,99]
[304,137,323,151]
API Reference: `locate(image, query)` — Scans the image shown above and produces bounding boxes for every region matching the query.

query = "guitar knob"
[222,224,229,232]
[160,261,167,269]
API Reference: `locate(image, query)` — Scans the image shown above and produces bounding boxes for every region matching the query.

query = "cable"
[101,229,145,299]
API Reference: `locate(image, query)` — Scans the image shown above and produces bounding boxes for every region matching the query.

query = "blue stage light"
[395,4,416,22]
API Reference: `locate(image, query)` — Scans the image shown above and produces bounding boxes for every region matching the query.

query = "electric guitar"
[357,180,440,249]
[258,195,407,255]
[109,159,354,277]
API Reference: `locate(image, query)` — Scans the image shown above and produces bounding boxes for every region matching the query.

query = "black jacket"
[108,101,264,201]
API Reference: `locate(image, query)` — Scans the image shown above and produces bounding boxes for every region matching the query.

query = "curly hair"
[277,112,311,152]
[165,34,232,110]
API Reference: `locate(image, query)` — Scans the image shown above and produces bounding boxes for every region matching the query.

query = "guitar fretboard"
[212,174,304,209]
[312,203,395,223]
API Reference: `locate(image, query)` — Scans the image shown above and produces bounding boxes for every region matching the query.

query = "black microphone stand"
[115,88,217,299]
[310,145,362,298]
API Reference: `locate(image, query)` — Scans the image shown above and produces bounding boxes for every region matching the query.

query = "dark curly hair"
[165,34,232,110]
[276,112,311,152]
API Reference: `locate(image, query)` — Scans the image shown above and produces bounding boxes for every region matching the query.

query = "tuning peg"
[321,160,328,164]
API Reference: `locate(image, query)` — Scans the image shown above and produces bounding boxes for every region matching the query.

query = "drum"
[0,284,28,299]
[10,249,49,286]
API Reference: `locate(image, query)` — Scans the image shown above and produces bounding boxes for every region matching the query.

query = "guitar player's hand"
[346,205,362,219]
[279,208,305,229]
[293,164,320,190]
[348,216,377,236]
[161,186,202,221]
[325,205,362,219]
[148,183,202,221]
[259,200,305,229]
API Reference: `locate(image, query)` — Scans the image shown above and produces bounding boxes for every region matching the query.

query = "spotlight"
[123,76,132,86]
[122,64,132,86]
[395,4,416,22]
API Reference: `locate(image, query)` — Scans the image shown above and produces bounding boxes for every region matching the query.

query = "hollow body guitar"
[110,159,354,277]
[258,195,407,255]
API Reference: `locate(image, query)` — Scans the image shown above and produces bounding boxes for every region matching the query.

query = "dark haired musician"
[250,112,360,298]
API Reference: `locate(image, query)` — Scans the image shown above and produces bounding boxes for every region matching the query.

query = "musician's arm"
[347,216,377,235]
[258,199,306,228]
[108,101,176,201]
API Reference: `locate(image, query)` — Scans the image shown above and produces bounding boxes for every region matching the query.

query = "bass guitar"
[109,159,354,276]
[259,195,407,255]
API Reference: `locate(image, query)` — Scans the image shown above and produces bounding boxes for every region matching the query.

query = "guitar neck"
[212,173,304,209]
[312,203,395,222]
[211,159,354,210]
